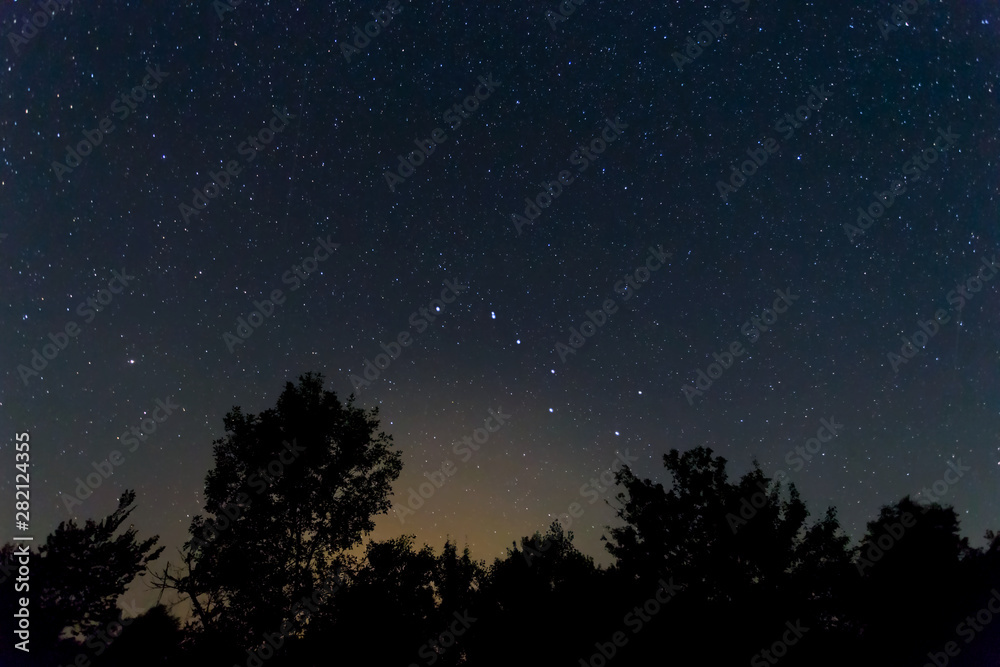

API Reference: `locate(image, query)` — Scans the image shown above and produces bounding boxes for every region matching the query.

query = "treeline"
[3,373,999,666]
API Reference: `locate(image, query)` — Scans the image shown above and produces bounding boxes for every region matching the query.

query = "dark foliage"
[5,376,999,667]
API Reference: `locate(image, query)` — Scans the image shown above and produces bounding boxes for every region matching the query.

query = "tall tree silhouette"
[154,372,402,653]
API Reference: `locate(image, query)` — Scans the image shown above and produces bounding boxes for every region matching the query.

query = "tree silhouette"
[320,535,439,664]
[95,604,185,667]
[603,446,854,664]
[466,521,606,666]
[851,497,975,665]
[23,375,999,667]
[154,372,402,654]
[0,490,162,666]
[606,447,814,593]
[434,538,481,612]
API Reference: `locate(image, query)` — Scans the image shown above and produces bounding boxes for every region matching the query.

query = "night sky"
[2,0,999,614]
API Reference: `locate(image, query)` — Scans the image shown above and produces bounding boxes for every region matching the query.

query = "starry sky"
[2,0,999,613]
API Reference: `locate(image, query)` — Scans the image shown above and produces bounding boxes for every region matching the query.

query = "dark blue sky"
[1,0,998,613]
